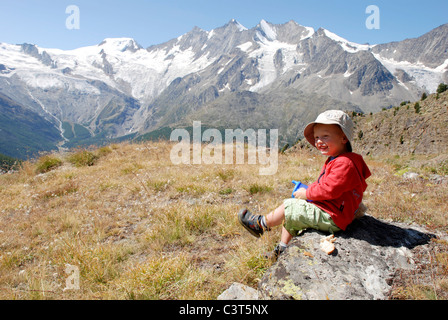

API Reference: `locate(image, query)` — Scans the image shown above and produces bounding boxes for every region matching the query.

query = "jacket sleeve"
[306,159,360,201]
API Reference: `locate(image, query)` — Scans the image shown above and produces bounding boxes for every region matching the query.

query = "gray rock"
[429,174,448,185]
[402,172,420,180]
[258,215,435,300]
[218,282,259,300]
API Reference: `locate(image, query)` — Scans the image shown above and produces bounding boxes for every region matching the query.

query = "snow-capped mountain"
[0,19,447,158]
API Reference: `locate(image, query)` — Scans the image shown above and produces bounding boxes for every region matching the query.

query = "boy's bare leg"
[281,226,293,245]
[265,203,286,227]
[265,204,293,245]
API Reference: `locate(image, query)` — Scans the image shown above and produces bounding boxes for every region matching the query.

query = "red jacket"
[306,153,371,230]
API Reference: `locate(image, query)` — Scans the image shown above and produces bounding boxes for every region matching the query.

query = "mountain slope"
[372,23,448,93]
[139,20,447,133]
[0,92,61,159]
[352,90,448,156]
[372,23,448,69]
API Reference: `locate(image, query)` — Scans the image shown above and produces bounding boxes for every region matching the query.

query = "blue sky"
[0,0,447,50]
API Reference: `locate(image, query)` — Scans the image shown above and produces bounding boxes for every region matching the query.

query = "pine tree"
[437,83,447,94]
[414,102,421,114]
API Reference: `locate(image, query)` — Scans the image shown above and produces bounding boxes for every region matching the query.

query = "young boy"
[238,110,371,258]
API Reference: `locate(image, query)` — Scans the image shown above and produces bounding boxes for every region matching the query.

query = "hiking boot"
[237,208,266,238]
[264,244,286,261]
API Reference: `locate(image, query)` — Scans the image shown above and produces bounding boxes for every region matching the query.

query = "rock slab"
[257,215,435,300]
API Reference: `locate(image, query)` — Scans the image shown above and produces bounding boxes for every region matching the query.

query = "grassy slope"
[351,90,448,157]
[0,140,447,300]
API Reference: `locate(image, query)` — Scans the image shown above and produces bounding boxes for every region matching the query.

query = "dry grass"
[0,141,447,300]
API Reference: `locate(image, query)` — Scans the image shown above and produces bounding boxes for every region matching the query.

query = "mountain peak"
[98,38,142,53]
[256,19,277,41]
[224,19,247,31]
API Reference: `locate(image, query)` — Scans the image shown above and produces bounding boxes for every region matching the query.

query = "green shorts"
[283,198,341,236]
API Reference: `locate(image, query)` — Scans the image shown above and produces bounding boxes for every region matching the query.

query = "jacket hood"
[340,152,371,182]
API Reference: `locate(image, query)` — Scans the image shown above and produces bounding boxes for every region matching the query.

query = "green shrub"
[97,146,113,157]
[67,150,98,167]
[437,83,447,94]
[219,188,233,195]
[247,183,272,195]
[414,102,421,114]
[358,130,364,140]
[35,155,63,174]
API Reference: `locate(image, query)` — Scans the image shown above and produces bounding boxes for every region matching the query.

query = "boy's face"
[313,124,349,157]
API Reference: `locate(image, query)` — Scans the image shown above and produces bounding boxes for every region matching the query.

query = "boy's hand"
[293,188,307,200]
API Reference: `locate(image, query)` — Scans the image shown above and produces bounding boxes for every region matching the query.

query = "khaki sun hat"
[303,110,354,151]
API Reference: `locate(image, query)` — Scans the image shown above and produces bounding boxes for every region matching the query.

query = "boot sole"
[237,208,262,238]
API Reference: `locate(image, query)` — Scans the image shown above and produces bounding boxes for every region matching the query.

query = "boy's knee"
[275,203,286,215]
